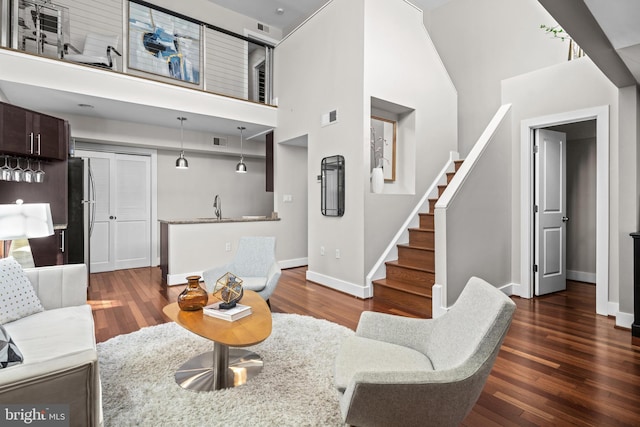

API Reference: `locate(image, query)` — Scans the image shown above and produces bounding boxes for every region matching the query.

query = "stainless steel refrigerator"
[67,157,95,272]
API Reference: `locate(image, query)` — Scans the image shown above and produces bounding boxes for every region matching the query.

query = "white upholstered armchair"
[64,33,121,70]
[334,276,516,427]
[203,236,281,306]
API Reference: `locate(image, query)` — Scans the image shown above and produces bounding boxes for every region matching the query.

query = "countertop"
[159,216,280,225]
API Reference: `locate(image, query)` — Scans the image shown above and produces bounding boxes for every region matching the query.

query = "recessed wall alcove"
[370,97,415,195]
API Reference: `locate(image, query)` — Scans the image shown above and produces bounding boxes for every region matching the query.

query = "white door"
[535,129,567,295]
[76,150,151,273]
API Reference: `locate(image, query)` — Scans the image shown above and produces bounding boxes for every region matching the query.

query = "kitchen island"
[160,216,280,285]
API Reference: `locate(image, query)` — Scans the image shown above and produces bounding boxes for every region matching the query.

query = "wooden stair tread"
[408,227,434,232]
[373,278,432,298]
[385,260,435,273]
[397,243,434,252]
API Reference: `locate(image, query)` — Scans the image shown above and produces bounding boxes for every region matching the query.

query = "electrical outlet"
[335,249,340,259]
[320,246,325,256]
[225,242,231,252]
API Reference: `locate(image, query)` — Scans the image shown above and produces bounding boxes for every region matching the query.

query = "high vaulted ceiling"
[1,0,637,143]
[538,0,640,87]
[209,0,451,35]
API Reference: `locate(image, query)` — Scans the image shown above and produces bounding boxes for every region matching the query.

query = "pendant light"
[236,126,247,173]
[175,117,189,169]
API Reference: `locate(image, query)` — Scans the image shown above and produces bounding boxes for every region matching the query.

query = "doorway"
[75,145,157,273]
[520,106,609,315]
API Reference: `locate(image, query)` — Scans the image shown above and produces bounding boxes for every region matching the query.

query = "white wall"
[427,0,567,157]
[273,142,308,265]
[156,150,273,221]
[275,0,457,295]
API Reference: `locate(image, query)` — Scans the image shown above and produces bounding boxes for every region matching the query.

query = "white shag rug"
[97,313,354,426]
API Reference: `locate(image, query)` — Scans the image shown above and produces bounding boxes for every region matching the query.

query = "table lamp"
[0,200,54,268]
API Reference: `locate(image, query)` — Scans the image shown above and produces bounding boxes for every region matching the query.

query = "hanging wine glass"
[11,158,23,182]
[0,156,11,181]
[35,160,45,183]
[23,159,34,183]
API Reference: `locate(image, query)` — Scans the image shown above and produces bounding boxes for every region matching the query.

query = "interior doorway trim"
[74,141,159,267]
[519,105,609,316]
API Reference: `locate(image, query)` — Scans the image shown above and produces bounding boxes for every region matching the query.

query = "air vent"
[212,136,227,147]
[257,22,270,33]
[321,109,338,127]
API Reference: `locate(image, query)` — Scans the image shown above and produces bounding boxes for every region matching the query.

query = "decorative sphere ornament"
[214,272,244,309]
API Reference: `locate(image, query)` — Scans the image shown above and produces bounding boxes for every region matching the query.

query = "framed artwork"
[128,1,201,84]
[370,116,397,181]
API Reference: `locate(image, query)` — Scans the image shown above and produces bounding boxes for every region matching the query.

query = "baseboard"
[567,270,596,283]
[606,301,634,329]
[165,258,307,286]
[166,271,203,286]
[499,283,516,296]
[279,258,308,269]
[305,270,371,298]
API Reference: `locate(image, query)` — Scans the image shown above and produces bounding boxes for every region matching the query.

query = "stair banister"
[433,104,512,317]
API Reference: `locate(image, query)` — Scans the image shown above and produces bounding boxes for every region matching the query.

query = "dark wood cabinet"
[0,103,70,268]
[30,228,67,267]
[0,101,67,160]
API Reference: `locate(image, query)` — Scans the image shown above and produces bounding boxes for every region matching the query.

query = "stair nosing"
[408,227,435,232]
[398,244,434,252]
[385,260,435,274]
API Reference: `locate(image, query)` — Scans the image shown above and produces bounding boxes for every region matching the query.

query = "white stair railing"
[433,104,512,317]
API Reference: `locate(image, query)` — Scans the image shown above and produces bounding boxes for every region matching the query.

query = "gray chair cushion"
[240,277,267,292]
[334,335,434,392]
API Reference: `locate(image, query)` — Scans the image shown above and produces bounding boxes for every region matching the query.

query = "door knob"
[109,215,116,220]
[562,216,569,222]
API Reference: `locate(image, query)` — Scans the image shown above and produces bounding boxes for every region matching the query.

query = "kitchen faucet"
[213,194,221,220]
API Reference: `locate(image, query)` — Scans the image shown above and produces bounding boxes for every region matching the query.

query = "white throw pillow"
[0,257,44,324]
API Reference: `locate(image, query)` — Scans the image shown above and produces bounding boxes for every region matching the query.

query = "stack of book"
[203,302,252,322]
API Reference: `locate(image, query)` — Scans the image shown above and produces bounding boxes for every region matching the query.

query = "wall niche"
[370,97,415,195]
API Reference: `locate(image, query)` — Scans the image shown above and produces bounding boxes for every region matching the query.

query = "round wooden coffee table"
[163,290,272,391]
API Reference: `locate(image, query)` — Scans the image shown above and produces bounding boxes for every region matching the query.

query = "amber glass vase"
[177,275,208,311]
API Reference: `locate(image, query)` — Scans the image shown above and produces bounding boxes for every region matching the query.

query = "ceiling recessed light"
[78,103,94,109]
[276,7,284,15]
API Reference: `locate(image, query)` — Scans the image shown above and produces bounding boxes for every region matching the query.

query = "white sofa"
[0,264,101,427]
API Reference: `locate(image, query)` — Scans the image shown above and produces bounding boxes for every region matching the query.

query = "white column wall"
[275,0,368,293]
[363,0,457,272]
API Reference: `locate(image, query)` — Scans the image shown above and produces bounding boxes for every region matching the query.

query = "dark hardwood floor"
[88,267,640,426]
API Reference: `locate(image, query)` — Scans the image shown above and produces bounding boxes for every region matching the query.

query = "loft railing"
[2,0,274,105]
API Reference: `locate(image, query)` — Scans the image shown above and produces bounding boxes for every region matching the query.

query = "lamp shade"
[236,125,247,173]
[0,203,54,240]
[176,151,189,169]
[236,160,247,173]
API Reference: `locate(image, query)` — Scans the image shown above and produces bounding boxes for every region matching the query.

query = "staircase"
[372,159,464,318]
